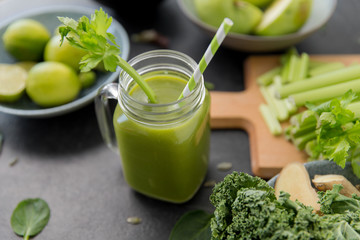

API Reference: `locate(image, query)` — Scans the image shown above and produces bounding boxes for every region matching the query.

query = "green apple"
[195,0,263,34]
[255,0,313,36]
[242,0,274,8]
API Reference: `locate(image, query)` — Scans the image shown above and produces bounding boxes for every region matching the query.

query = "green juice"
[113,72,210,203]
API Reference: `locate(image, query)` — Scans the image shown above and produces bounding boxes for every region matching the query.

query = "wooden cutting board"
[210,55,360,179]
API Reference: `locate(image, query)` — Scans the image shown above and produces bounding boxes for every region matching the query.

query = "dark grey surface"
[0,0,359,239]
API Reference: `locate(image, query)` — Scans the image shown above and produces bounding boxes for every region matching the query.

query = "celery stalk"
[259,104,282,136]
[308,61,345,77]
[296,53,309,81]
[287,54,299,82]
[309,60,328,69]
[256,66,281,86]
[277,64,360,98]
[289,78,360,107]
[260,85,289,121]
[292,131,317,150]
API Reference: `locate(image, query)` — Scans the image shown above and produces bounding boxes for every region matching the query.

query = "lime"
[26,61,81,107]
[44,35,87,71]
[78,71,96,88]
[0,64,27,102]
[15,61,37,72]
[2,18,50,61]
[255,0,313,36]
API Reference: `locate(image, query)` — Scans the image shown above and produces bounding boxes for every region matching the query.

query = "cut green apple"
[195,0,263,34]
[242,0,274,8]
[255,0,313,36]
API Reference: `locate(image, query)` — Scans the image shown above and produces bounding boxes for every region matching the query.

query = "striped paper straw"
[178,18,233,100]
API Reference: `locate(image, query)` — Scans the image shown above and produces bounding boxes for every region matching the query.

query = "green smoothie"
[113,71,210,203]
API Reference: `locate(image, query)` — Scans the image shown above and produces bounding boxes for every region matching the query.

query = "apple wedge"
[255,0,313,36]
[195,0,263,34]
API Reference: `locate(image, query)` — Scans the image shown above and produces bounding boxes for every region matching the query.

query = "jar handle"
[95,83,119,154]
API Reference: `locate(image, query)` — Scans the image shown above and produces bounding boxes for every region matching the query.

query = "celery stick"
[273,75,283,88]
[291,124,317,138]
[293,131,317,150]
[297,53,309,81]
[308,62,345,77]
[309,60,328,69]
[287,54,299,82]
[283,98,297,115]
[280,47,298,84]
[289,78,360,106]
[281,60,291,84]
[260,85,289,121]
[259,104,282,136]
[277,64,360,98]
[256,66,281,86]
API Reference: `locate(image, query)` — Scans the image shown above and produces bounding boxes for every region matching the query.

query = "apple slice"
[195,0,263,34]
[255,0,313,36]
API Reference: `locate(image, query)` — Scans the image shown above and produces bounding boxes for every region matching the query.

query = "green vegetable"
[256,66,281,86]
[319,184,360,214]
[209,172,360,239]
[58,8,157,103]
[169,210,213,240]
[260,84,289,121]
[11,198,50,240]
[285,90,360,177]
[276,64,360,99]
[259,104,282,135]
[308,61,345,77]
[289,77,360,107]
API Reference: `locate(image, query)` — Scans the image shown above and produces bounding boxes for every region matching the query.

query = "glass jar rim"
[118,49,202,108]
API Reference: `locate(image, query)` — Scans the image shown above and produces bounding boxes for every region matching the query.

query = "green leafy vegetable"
[58,8,157,103]
[208,172,360,240]
[11,198,50,240]
[286,90,360,177]
[169,210,213,240]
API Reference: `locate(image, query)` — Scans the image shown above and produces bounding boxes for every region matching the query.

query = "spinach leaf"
[11,198,50,240]
[169,210,213,240]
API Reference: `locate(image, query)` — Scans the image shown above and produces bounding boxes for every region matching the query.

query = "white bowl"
[177,0,337,52]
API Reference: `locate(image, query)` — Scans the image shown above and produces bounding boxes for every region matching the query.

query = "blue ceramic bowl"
[0,5,129,118]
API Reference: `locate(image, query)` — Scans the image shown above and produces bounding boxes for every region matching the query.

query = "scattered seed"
[9,157,18,167]
[127,216,142,225]
[203,180,216,188]
[217,162,233,171]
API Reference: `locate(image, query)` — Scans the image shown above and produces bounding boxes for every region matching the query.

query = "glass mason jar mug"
[95,50,211,203]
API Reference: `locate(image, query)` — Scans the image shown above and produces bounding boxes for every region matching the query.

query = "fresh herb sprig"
[58,8,157,103]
